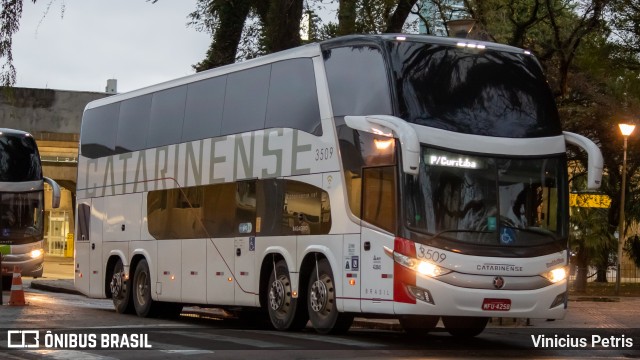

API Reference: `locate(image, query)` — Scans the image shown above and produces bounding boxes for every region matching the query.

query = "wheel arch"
[104,251,126,298]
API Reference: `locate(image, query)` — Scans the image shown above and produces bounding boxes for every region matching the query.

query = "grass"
[569,281,640,297]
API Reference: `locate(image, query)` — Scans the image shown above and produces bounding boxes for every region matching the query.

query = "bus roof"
[84,34,530,111]
[0,128,33,137]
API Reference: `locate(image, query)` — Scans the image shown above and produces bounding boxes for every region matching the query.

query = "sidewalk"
[22,278,640,331]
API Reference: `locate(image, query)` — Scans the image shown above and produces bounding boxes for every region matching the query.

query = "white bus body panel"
[341,234,361,312]
[360,227,395,314]
[206,238,235,305]
[89,197,105,298]
[234,236,257,306]
[156,240,181,301]
[74,199,91,296]
[181,239,207,304]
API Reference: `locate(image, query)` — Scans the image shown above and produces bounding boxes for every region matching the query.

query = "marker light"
[456,42,486,49]
[542,267,567,283]
[396,36,407,41]
[30,249,43,258]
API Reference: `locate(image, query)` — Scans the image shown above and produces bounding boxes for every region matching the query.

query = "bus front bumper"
[394,276,568,320]
[1,251,44,278]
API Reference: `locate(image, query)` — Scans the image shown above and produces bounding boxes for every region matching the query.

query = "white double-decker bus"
[75,34,603,336]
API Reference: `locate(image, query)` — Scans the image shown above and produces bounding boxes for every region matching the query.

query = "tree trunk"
[194,0,252,71]
[263,0,304,53]
[574,249,588,293]
[337,0,357,35]
[384,0,419,33]
[595,266,608,282]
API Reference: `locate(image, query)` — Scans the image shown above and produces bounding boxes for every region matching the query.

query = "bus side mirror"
[344,115,420,176]
[44,177,61,209]
[563,131,604,190]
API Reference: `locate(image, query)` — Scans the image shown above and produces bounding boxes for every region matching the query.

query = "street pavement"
[3,255,640,331]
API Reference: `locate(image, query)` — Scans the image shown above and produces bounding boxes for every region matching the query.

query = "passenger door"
[233,181,257,306]
[359,166,397,314]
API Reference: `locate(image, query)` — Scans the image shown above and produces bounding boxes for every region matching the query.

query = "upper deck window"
[387,41,562,137]
[323,46,392,117]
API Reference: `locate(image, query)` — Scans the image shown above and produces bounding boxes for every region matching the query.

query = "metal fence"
[569,264,640,283]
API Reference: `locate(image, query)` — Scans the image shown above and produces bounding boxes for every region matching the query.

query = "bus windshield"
[404,147,566,247]
[0,190,44,244]
[387,41,562,138]
[0,132,42,182]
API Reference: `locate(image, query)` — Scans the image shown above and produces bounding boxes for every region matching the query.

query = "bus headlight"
[542,267,567,283]
[30,249,43,259]
[388,248,450,277]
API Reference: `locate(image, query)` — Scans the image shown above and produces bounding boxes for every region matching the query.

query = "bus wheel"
[132,259,159,318]
[399,315,439,335]
[307,258,353,334]
[442,316,488,337]
[110,259,133,314]
[267,259,308,331]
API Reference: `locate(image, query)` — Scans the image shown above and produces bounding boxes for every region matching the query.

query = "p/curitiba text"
[531,334,633,348]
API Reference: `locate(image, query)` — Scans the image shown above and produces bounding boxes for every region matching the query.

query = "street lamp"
[616,123,635,295]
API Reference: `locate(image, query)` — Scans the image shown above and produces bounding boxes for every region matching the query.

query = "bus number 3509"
[315,147,334,161]
[418,246,447,263]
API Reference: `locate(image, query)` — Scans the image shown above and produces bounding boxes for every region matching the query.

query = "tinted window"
[0,133,42,181]
[362,166,396,232]
[221,65,270,135]
[387,41,562,137]
[80,103,119,158]
[282,180,331,235]
[116,95,151,153]
[77,203,90,241]
[266,59,322,135]
[323,46,392,116]
[148,86,187,147]
[183,76,226,142]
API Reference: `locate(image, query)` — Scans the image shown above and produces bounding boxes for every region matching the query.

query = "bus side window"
[362,166,397,233]
[77,203,90,241]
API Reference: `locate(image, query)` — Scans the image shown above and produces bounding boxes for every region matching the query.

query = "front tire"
[132,259,159,318]
[442,316,488,337]
[267,259,308,330]
[110,259,133,314]
[307,258,353,334]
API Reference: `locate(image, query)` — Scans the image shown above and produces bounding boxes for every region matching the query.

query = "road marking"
[26,350,118,360]
[159,349,215,355]
[169,330,290,348]
[245,330,383,348]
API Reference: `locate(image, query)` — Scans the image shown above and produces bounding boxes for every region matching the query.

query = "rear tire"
[307,258,353,334]
[267,259,308,330]
[110,259,133,314]
[132,259,159,318]
[442,316,488,337]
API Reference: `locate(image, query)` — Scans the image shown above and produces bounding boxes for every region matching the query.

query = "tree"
[0,0,36,87]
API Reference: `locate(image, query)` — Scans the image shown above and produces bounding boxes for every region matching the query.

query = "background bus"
[1,128,60,289]
[74,34,602,337]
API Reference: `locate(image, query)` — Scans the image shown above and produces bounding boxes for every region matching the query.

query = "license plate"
[482,298,511,311]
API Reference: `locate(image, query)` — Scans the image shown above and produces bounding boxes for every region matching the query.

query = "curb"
[30,280,82,296]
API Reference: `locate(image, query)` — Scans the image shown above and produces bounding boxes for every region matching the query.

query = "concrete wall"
[0,87,108,134]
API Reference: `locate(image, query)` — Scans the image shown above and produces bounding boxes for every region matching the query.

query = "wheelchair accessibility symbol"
[500,228,515,245]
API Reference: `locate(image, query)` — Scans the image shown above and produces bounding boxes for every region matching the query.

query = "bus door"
[359,166,396,314]
[233,181,257,306]
[74,198,104,297]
